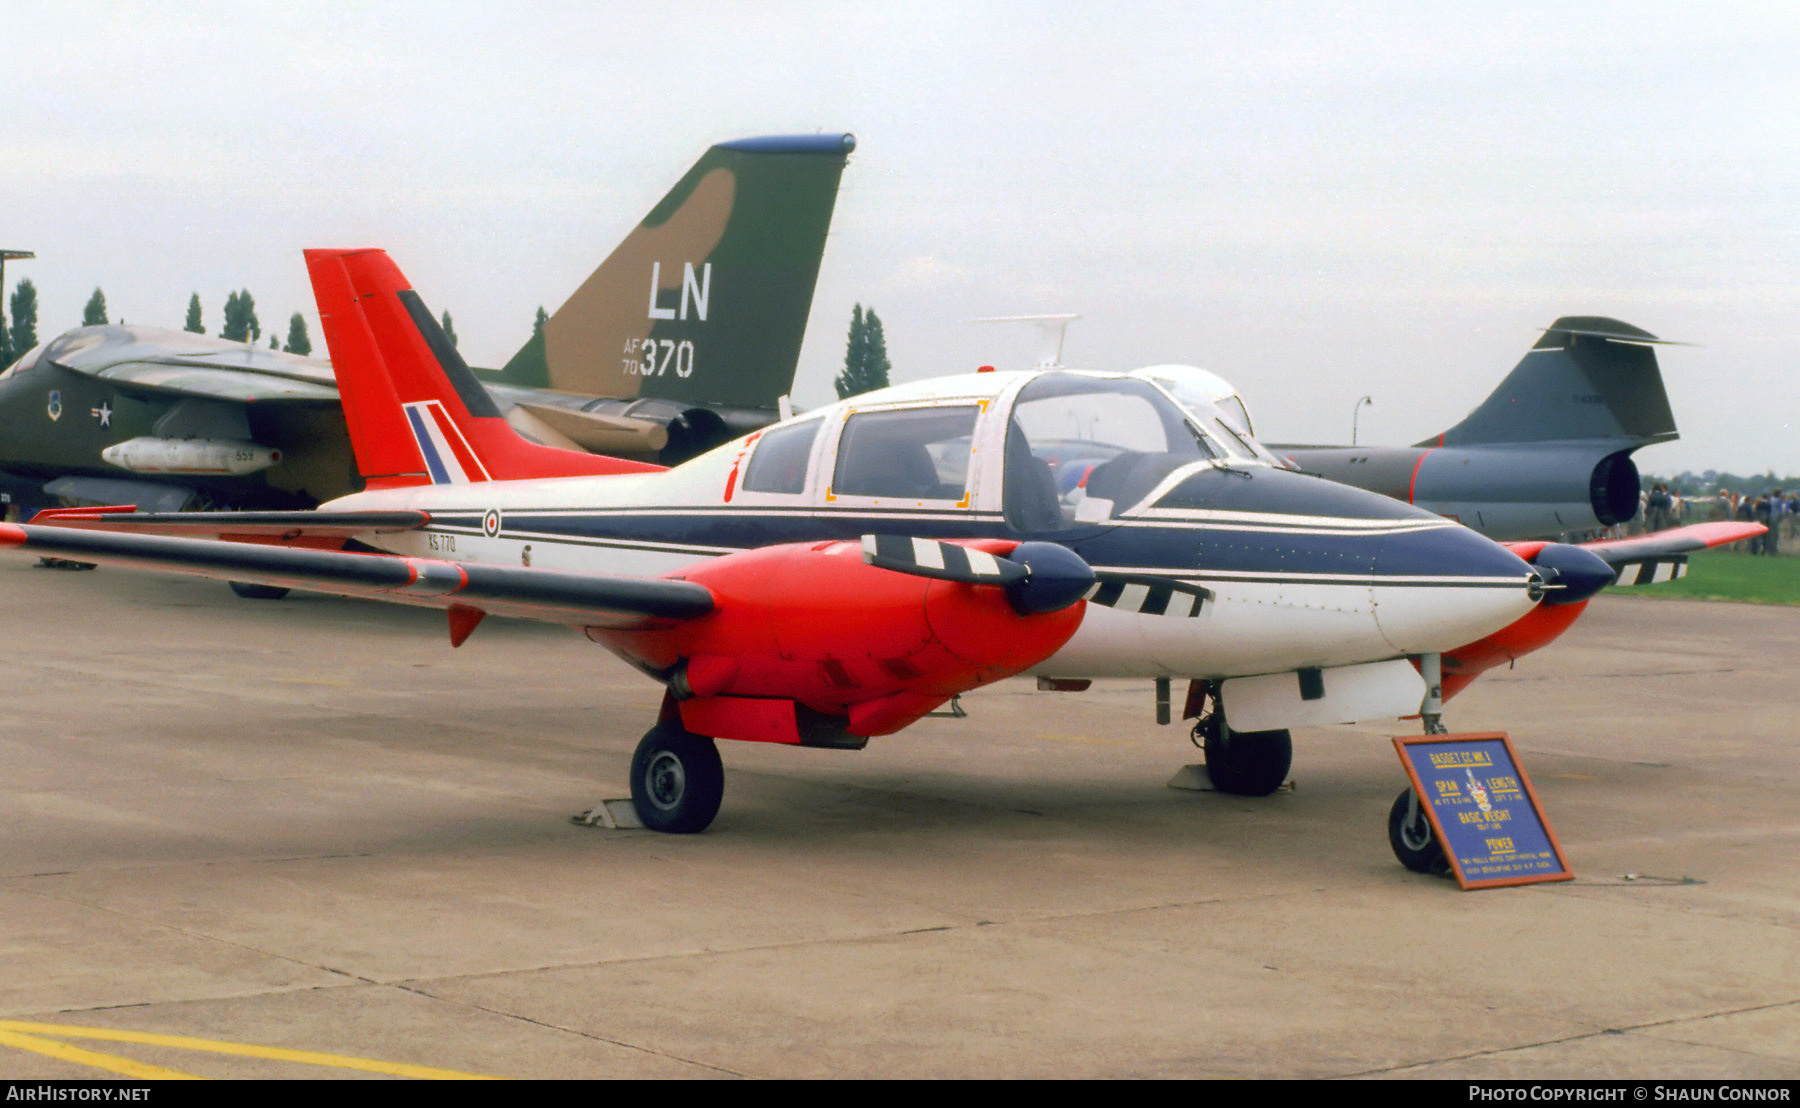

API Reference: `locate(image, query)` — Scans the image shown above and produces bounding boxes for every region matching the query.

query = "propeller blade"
[859,535,1209,619]
[860,534,1026,584]
[860,535,1094,615]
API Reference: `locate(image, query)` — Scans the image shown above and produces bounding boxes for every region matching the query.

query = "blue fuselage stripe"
[413,508,1527,587]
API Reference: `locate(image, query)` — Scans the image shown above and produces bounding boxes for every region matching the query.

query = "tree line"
[0,277,878,398]
[0,281,463,367]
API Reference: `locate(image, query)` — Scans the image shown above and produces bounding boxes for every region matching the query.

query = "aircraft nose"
[1371,520,1541,655]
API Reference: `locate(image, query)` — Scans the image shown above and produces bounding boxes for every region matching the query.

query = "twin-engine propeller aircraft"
[1,250,1760,839]
[0,134,852,523]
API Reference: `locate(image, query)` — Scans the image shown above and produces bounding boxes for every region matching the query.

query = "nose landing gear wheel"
[1388,788,1449,875]
[1200,722,1292,796]
[629,724,724,834]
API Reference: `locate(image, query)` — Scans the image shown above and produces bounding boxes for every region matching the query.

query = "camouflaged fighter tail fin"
[496,134,855,411]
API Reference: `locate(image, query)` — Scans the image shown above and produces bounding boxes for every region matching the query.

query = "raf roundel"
[482,509,501,538]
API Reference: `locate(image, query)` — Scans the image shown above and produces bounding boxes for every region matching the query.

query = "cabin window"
[832,405,978,501]
[741,417,821,495]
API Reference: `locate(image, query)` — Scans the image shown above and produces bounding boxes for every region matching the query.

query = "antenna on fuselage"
[970,313,1080,369]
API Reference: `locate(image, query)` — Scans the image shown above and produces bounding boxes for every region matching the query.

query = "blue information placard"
[1393,732,1572,889]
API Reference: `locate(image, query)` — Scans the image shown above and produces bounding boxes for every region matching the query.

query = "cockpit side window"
[741,417,821,495]
[1005,373,1208,527]
[832,405,978,502]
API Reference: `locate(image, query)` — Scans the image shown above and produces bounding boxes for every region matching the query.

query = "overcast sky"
[7,1,1797,476]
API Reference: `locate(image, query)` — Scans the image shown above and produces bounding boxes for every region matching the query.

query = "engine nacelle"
[587,539,1087,741]
[1409,445,1640,538]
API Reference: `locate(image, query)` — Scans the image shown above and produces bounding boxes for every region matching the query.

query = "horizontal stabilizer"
[510,402,671,455]
[1539,317,1680,346]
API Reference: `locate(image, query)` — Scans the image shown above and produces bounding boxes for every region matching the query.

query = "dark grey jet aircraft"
[0,133,854,521]
[1272,318,1678,541]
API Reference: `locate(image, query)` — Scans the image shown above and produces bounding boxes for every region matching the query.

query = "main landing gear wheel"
[1388,788,1449,875]
[1201,723,1292,796]
[228,581,291,600]
[629,723,724,834]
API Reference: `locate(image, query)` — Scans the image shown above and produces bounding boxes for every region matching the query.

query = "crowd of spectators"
[1634,482,1793,554]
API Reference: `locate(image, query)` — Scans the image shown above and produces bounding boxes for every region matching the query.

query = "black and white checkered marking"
[1084,577,1213,617]
[1611,557,1688,587]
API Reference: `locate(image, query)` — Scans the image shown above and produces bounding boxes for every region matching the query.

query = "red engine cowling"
[1439,599,1590,701]
[587,539,1086,742]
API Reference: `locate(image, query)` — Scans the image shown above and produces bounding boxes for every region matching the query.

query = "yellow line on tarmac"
[0,1021,503,1080]
[0,1028,199,1080]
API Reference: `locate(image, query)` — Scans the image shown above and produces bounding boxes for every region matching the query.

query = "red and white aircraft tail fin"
[305,248,663,488]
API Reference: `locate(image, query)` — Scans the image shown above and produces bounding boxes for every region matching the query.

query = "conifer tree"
[441,310,458,348]
[284,312,311,355]
[864,308,892,390]
[221,290,261,343]
[221,291,241,340]
[184,293,204,334]
[9,279,37,358]
[83,288,108,326]
[834,303,891,399]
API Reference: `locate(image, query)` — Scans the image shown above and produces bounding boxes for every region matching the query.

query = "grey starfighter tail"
[1277,316,1682,540]
[1427,317,1678,448]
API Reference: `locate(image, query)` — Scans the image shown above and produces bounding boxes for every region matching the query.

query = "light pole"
[1352,395,1372,445]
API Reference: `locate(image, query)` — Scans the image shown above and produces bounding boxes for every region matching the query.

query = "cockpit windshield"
[1004,372,1217,529]
[1174,393,1288,467]
[1129,365,1288,467]
[0,341,45,381]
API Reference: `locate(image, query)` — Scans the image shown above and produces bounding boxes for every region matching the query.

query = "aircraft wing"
[80,361,341,404]
[0,522,713,630]
[1578,521,1766,586]
[28,506,429,544]
[42,325,341,403]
